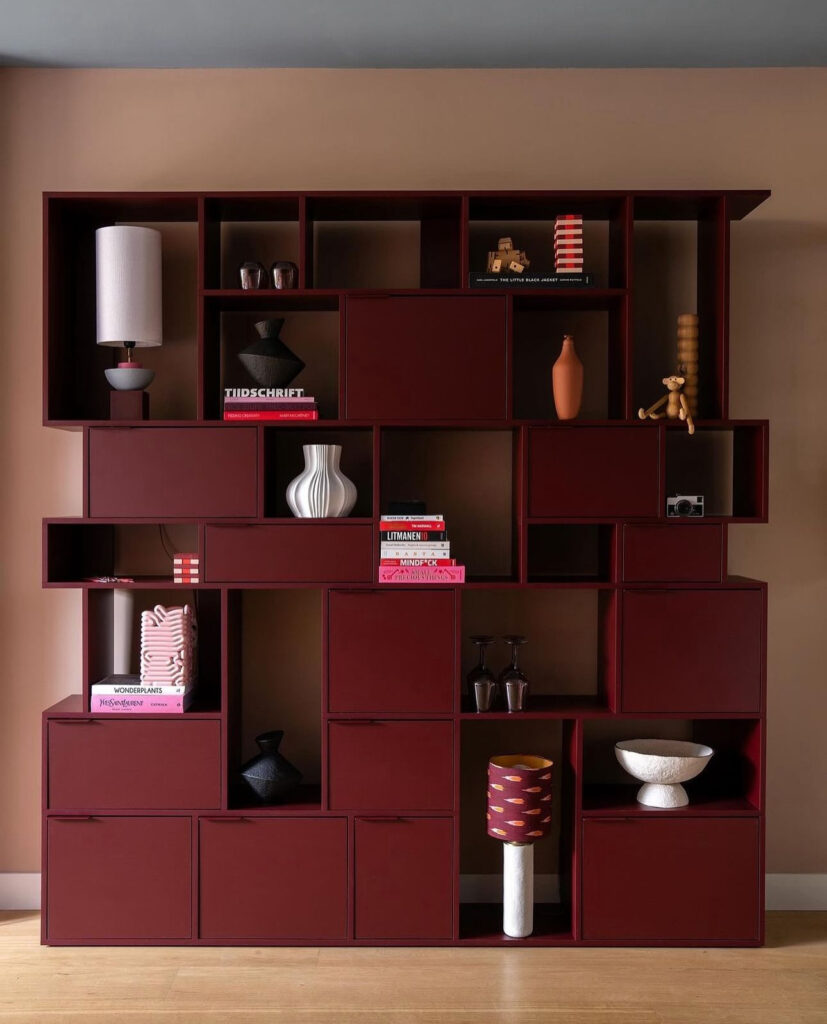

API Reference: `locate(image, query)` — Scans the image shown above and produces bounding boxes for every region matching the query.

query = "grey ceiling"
[1,0,826,68]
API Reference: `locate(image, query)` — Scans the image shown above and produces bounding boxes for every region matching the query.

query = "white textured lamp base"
[503,842,534,938]
[113,589,134,675]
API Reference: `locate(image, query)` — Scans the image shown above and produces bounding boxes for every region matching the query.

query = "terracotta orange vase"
[552,334,583,420]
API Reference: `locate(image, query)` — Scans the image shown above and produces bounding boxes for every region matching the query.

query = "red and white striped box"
[173,553,200,584]
[555,214,584,273]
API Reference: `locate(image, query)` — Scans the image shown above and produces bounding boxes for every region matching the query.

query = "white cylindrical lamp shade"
[96,226,163,348]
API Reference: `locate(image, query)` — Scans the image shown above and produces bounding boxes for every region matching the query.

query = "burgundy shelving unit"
[42,189,769,947]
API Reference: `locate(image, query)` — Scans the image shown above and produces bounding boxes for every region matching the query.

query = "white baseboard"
[2,873,826,913]
[766,874,827,910]
[0,873,40,910]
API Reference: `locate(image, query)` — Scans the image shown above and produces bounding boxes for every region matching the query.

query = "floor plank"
[0,913,825,1023]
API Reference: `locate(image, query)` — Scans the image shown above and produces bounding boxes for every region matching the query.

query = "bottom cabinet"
[582,817,760,942]
[199,817,348,940]
[46,816,192,942]
[355,817,454,940]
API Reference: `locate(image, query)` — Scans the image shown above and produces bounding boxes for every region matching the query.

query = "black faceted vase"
[239,730,303,804]
[238,318,305,389]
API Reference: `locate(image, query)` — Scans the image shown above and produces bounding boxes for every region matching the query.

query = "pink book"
[378,565,466,584]
[90,693,193,713]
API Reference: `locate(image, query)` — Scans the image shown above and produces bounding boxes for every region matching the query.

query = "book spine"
[380,545,451,557]
[379,514,444,522]
[380,530,447,542]
[223,402,318,411]
[224,388,306,398]
[223,410,319,421]
[90,694,192,712]
[378,566,466,584]
[379,558,456,566]
[379,520,446,531]
[91,684,191,695]
[222,395,315,404]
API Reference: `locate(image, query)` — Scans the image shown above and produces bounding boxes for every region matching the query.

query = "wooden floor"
[1,913,826,1023]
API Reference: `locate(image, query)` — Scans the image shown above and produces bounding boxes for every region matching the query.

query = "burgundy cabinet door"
[48,719,221,809]
[199,818,347,940]
[205,524,373,583]
[355,817,453,939]
[528,427,659,517]
[47,816,192,941]
[623,524,724,582]
[88,427,257,517]
[582,818,760,942]
[329,590,455,713]
[346,296,507,420]
[622,589,763,713]
[328,721,453,811]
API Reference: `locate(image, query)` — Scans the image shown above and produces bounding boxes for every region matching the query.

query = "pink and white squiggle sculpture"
[140,603,198,688]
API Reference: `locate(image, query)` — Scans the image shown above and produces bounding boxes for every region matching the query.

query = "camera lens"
[675,499,692,515]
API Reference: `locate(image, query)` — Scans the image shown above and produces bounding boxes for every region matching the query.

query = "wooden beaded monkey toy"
[638,374,695,434]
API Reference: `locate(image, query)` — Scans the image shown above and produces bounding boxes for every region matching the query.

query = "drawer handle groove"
[53,718,95,725]
[333,719,379,726]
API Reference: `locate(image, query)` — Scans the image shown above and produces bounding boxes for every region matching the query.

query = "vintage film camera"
[666,494,705,518]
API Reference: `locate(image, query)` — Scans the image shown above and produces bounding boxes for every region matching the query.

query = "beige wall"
[0,68,825,873]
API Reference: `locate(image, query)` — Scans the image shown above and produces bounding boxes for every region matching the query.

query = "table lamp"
[487,754,553,938]
[96,225,162,415]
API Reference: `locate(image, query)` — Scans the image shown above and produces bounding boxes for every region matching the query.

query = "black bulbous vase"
[238,318,305,389]
[240,730,303,804]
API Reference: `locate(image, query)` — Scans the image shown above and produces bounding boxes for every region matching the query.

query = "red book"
[379,520,446,532]
[223,410,319,421]
[378,565,465,584]
[380,558,456,566]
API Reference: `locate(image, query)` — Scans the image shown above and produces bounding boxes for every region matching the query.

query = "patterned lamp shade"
[487,754,553,842]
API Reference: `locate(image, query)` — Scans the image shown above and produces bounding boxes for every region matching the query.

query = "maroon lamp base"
[110,391,149,421]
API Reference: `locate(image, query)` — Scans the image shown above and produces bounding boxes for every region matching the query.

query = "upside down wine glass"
[467,635,496,712]
[499,635,529,712]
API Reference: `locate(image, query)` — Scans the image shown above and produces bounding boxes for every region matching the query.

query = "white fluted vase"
[286,444,357,518]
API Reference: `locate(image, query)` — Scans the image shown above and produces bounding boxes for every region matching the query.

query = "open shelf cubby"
[467,195,628,290]
[202,196,301,290]
[84,586,222,713]
[45,196,200,422]
[665,425,767,520]
[459,719,576,943]
[512,295,625,420]
[207,303,340,421]
[45,521,199,586]
[263,427,374,518]
[307,195,462,289]
[380,428,516,581]
[460,588,617,711]
[633,196,727,419]
[581,717,762,815]
[226,589,323,810]
[526,524,616,583]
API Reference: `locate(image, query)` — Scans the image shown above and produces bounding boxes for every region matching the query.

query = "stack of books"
[90,673,195,713]
[90,603,199,714]
[223,388,318,422]
[173,552,200,585]
[554,214,584,274]
[378,514,465,583]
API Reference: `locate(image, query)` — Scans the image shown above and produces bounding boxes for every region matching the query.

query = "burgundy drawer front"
[88,427,257,518]
[355,818,453,939]
[328,721,453,811]
[622,589,763,713]
[582,818,760,942]
[205,524,373,583]
[48,719,221,810]
[528,428,659,517]
[329,590,455,713]
[199,818,347,940]
[47,816,192,941]
[623,524,724,582]
[346,296,507,420]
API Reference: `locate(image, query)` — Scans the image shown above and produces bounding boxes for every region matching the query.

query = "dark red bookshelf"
[42,189,769,947]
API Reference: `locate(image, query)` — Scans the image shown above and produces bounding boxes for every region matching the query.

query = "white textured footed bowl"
[615,739,713,808]
[286,443,357,518]
[105,367,155,391]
